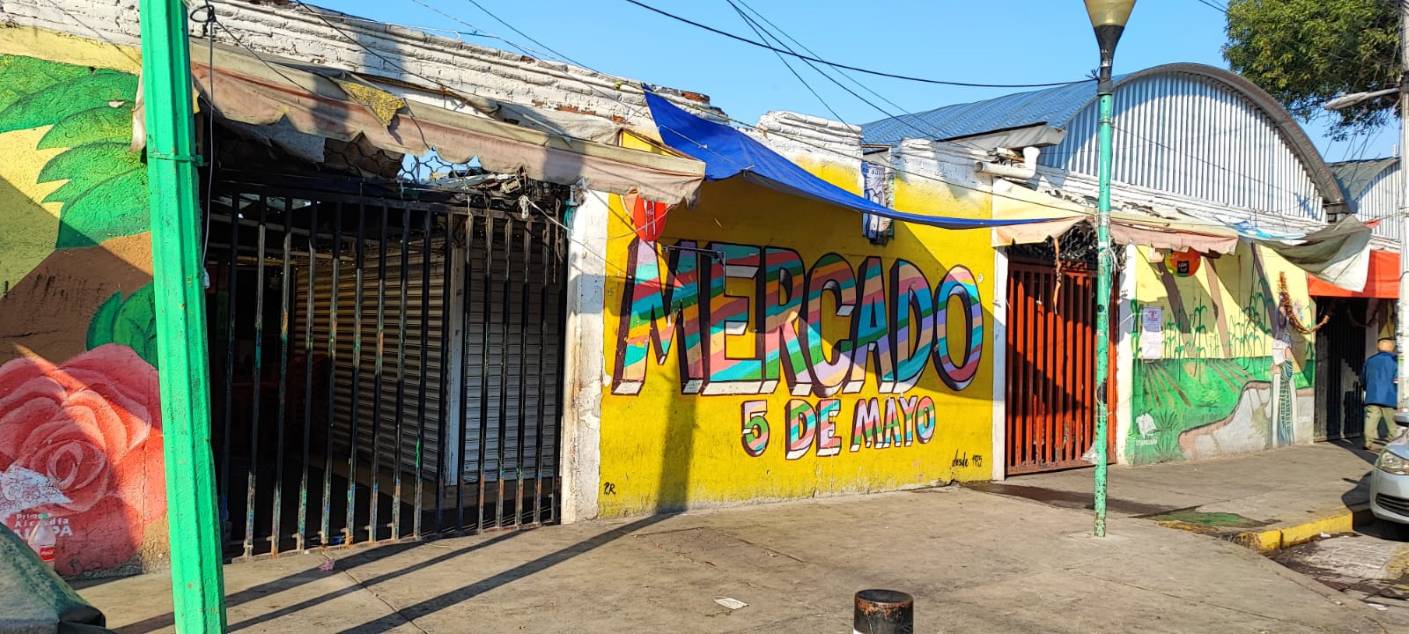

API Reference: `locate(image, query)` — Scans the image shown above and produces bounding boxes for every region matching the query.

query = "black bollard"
[853,589,913,634]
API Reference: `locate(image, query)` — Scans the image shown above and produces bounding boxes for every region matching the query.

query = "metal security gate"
[205,175,567,559]
[1005,261,1105,475]
[1315,298,1369,442]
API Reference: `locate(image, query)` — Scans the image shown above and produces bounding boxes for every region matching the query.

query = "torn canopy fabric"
[988,180,1372,291]
[1246,216,1373,292]
[179,41,705,204]
[643,91,1048,230]
[989,180,1240,253]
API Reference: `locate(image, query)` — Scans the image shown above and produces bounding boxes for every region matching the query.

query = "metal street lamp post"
[1084,0,1136,538]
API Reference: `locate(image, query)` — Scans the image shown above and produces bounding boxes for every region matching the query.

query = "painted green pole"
[1084,0,1135,539]
[1093,90,1114,538]
[139,0,228,629]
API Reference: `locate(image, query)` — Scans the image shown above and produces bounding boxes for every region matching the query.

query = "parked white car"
[1370,431,1409,525]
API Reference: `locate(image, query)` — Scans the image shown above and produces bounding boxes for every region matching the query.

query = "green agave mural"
[0,54,146,249]
[87,284,158,369]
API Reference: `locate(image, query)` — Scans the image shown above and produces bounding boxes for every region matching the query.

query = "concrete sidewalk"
[973,441,1377,551]
[78,479,1402,633]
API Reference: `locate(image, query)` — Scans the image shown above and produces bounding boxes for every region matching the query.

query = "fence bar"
[514,224,531,526]
[320,205,343,547]
[219,200,240,537]
[242,197,268,560]
[346,205,367,546]
[550,220,566,524]
[414,210,433,539]
[464,215,487,532]
[476,215,495,531]
[297,204,318,552]
[435,216,453,534]
[392,207,411,540]
[270,201,293,555]
[532,223,550,525]
[369,207,389,543]
[495,219,513,529]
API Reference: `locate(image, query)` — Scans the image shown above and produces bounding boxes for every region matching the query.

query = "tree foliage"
[1224,0,1399,140]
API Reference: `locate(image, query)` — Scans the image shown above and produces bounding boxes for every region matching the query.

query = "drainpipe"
[976,146,1041,181]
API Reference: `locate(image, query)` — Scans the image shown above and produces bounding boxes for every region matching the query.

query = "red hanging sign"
[626,191,672,242]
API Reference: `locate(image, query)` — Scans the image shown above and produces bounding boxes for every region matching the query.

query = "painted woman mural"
[0,46,166,576]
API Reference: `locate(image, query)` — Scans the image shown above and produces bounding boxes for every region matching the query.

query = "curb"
[1229,505,1374,554]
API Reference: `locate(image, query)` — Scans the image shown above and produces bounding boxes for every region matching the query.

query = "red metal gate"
[1006,261,1112,475]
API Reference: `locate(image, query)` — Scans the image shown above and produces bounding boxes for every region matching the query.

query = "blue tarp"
[644,91,1046,230]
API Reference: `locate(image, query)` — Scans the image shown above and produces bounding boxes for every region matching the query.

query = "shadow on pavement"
[109,533,514,634]
[334,513,679,633]
[1326,438,1380,466]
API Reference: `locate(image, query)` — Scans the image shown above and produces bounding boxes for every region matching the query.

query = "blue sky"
[322,0,1397,162]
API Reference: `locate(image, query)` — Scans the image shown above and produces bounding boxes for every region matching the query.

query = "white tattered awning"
[158,41,705,204]
[989,179,1372,291]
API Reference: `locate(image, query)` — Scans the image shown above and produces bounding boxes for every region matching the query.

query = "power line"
[403,0,558,60]
[462,0,584,66]
[402,0,1323,226]
[621,0,1087,89]
[733,0,951,139]
[727,0,961,144]
[270,0,1315,230]
[389,1,1061,210]
[1191,0,1227,14]
[723,0,846,124]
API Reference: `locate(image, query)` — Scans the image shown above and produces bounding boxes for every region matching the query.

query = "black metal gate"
[205,176,567,559]
[1315,298,1370,442]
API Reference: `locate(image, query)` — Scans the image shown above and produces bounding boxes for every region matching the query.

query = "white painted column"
[558,190,608,523]
[990,248,1008,481]
[1114,244,1138,465]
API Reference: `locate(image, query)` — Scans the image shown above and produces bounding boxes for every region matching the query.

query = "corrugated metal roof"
[861,63,1347,216]
[861,79,1100,145]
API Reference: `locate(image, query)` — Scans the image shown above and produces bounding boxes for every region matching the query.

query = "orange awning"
[1310,249,1399,298]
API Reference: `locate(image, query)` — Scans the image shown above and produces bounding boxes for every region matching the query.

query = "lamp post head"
[1085,0,1136,93]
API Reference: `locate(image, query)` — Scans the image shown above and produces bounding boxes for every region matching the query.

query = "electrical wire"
[1191,0,1227,14]
[391,0,1086,215]
[190,0,218,273]
[731,0,953,140]
[621,0,1087,89]
[462,0,585,66]
[402,0,1313,225]
[404,0,559,60]
[222,0,1316,235]
[727,0,965,144]
[723,0,846,124]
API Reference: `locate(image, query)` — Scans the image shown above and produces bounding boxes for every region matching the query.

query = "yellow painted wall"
[598,163,999,515]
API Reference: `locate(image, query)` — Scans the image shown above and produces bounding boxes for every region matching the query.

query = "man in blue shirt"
[1363,337,1399,450]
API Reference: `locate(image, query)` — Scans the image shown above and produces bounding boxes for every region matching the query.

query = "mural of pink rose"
[0,344,165,576]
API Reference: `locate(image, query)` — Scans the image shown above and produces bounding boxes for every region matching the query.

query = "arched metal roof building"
[863,63,1345,223]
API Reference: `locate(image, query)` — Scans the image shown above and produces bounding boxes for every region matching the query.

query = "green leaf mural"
[0,54,147,250]
[86,291,122,350]
[87,284,158,369]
